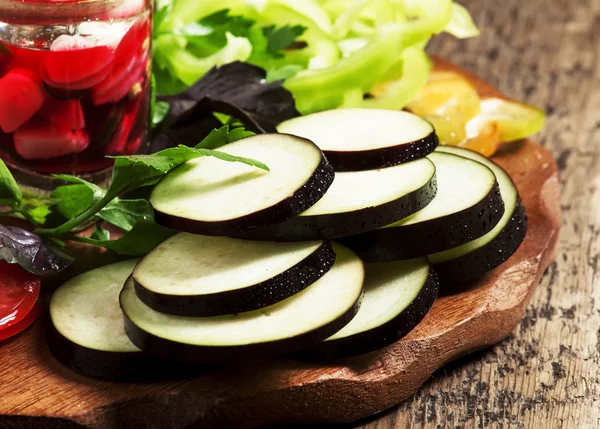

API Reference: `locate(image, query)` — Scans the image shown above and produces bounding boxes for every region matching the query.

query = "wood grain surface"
[355,0,599,428]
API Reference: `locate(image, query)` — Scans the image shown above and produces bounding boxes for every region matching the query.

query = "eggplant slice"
[429,146,528,283]
[237,157,437,241]
[299,258,438,360]
[133,234,336,317]
[151,134,335,236]
[47,259,178,380]
[277,108,438,171]
[341,152,505,261]
[121,243,365,364]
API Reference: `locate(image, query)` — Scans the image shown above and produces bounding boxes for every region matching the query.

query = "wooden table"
[0,1,592,428]
[356,0,600,427]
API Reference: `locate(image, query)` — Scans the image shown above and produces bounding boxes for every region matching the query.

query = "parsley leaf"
[51,184,97,219]
[0,159,22,207]
[179,10,255,56]
[263,25,307,57]
[195,126,255,149]
[153,101,170,127]
[67,219,175,256]
[108,139,268,193]
[98,198,154,232]
[90,223,111,241]
[35,126,265,237]
[152,8,308,98]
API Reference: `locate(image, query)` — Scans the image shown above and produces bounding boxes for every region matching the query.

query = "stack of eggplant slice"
[48,109,527,379]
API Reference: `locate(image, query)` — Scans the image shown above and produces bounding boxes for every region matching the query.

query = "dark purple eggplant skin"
[236,173,438,242]
[45,318,201,381]
[121,290,363,365]
[153,151,335,237]
[341,182,505,262]
[133,241,336,317]
[295,267,439,361]
[324,131,438,172]
[432,198,528,285]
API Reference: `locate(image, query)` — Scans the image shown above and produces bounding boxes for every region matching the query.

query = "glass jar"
[0,0,152,189]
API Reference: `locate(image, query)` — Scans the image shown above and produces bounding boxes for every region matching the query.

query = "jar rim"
[0,0,149,24]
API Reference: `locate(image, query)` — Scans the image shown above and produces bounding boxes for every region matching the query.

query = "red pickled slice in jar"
[126,137,142,153]
[0,68,45,133]
[0,300,40,342]
[45,35,114,85]
[38,98,85,130]
[92,53,147,105]
[13,117,90,160]
[92,54,138,99]
[114,20,148,64]
[0,261,41,330]
[90,19,149,105]
[7,47,47,74]
[43,63,113,91]
[105,96,141,155]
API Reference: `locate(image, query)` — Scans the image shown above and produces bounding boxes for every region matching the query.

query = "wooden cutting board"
[0,60,560,429]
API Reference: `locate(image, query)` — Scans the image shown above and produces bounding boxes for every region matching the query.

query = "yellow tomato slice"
[470,97,546,143]
[406,70,481,145]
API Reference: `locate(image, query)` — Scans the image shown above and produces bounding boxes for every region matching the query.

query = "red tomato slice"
[0,261,41,329]
[0,300,40,341]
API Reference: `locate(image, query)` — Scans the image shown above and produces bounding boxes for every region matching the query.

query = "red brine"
[0,0,151,174]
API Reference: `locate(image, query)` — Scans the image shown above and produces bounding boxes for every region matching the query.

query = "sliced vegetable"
[429,146,527,283]
[121,243,364,364]
[0,68,45,133]
[365,45,431,111]
[284,25,405,114]
[91,52,147,105]
[444,3,480,39]
[0,261,40,331]
[159,32,252,87]
[238,157,436,241]
[43,65,114,91]
[0,300,39,342]
[152,1,478,116]
[133,234,335,316]
[341,152,504,261]
[277,109,437,171]
[407,71,546,157]
[151,134,335,236]
[460,119,500,157]
[300,258,438,359]
[47,259,177,380]
[406,70,481,146]
[38,98,86,131]
[466,98,546,144]
[45,37,114,85]
[13,117,90,160]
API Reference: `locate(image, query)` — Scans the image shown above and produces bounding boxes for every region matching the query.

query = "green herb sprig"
[0,126,264,267]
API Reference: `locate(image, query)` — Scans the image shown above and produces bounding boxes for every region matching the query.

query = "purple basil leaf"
[159,61,299,133]
[0,225,74,275]
[150,115,223,152]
